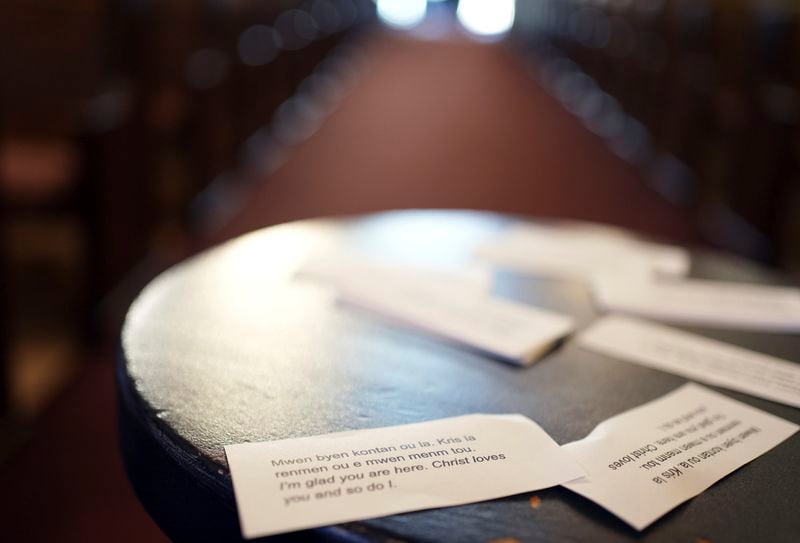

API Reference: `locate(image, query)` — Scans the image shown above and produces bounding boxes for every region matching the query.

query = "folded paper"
[562,384,798,530]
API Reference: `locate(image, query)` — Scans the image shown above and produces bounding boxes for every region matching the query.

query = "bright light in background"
[457,0,515,37]
[376,0,427,29]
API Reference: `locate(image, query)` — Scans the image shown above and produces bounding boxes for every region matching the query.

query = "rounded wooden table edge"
[117,307,403,543]
[116,210,800,542]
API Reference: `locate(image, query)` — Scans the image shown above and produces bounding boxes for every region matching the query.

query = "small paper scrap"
[592,278,800,332]
[578,315,800,408]
[562,384,798,530]
[226,414,586,539]
[475,224,690,283]
[335,269,574,365]
[296,255,491,293]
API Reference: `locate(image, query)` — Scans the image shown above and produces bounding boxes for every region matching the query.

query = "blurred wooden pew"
[512,0,800,270]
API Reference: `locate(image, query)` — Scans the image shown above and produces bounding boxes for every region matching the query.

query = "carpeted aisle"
[212,33,698,247]
[0,351,168,542]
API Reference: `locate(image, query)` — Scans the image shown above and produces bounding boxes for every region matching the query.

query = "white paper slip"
[475,224,690,283]
[593,278,800,332]
[296,255,491,294]
[578,315,800,408]
[563,384,798,530]
[225,414,586,539]
[336,271,574,365]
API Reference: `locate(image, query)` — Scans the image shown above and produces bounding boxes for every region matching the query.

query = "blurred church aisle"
[1,27,703,543]
[210,32,700,247]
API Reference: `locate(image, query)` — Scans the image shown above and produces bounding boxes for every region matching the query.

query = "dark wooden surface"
[119,210,800,543]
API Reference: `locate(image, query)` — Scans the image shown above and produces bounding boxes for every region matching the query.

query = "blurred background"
[0,0,798,540]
